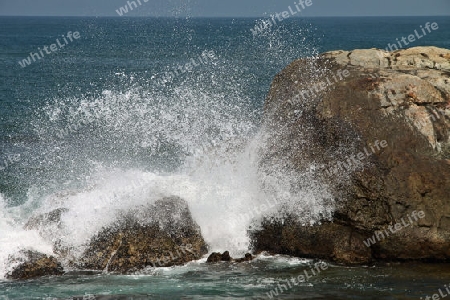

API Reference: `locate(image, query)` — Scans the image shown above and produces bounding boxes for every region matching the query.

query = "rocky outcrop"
[78,196,208,273]
[252,46,450,264]
[14,196,208,278]
[6,250,64,280]
[251,220,371,264]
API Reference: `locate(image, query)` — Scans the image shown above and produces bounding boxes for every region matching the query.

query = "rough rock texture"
[6,250,64,280]
[78,196,208,273]
[252,46,450,264]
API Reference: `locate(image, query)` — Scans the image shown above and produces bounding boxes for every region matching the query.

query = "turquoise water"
[1,16,450,299]
[1,256,450,299]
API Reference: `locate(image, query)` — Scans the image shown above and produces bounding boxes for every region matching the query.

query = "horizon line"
[0,15,449,18]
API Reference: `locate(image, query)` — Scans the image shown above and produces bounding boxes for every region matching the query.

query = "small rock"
[221,251,232,262]
[235,253,253,263]
[6,250,64,280]
[206,251,253,263]
[206,252,223,263]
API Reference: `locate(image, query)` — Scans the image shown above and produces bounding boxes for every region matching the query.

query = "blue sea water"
[0,16,450,299]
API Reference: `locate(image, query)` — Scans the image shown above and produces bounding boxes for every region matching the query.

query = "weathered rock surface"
[6,250,64,280]
[252,46,450,264]
[78,196,208,273]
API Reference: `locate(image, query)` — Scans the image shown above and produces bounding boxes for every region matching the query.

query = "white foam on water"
[0,194,53,279]
[1,42,334,276]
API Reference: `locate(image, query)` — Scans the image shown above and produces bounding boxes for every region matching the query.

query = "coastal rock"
[234,253,254,263]
[206,251,253,263]
[207,252,229,263]
[251,219,372,264]
[78,196,208,273]
[23,208,76,263]
[6,250,64,280]
[253,46,450,264]
[24,208,68,231]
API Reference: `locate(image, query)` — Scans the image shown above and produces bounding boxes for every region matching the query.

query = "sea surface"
[0,16,450,299]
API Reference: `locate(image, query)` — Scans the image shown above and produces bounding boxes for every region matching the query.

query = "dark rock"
[78,196,208,273]
[221,251,231,261]
[235,253,254,263]
[206,252,223,263]
[252,46,450,264]
[207,251,253,263]
[6,250,64,280]
[250,218,371,264]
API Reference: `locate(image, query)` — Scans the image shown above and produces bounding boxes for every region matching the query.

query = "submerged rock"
[6,250,64,280]
[78,196,208,273]
[253,46,450,264]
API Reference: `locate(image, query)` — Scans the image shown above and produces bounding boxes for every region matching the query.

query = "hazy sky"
[0,0,449,17]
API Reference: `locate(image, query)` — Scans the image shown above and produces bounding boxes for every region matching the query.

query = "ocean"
[0,16,450,299]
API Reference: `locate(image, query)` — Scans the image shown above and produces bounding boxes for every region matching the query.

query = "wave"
[0,23,332,278]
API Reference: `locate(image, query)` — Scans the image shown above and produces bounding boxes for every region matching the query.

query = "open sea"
[0,16,450,299]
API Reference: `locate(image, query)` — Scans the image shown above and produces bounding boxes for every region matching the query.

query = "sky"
[0,0,449,17]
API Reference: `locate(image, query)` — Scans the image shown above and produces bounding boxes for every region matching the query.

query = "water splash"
[0,20,334,277]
